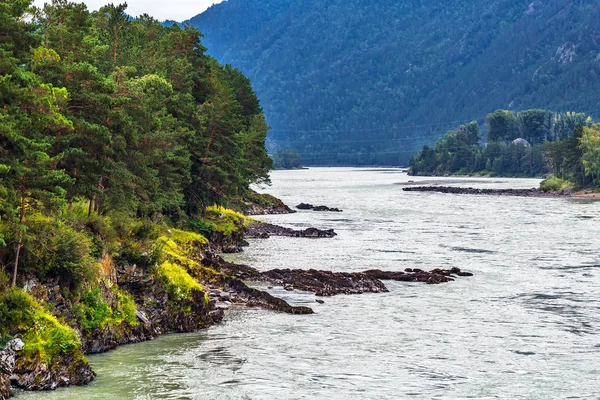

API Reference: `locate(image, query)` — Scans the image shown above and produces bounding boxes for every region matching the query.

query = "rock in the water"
[246,222,337,238]
[296,203,343,212]
[363,267,473,284]
[403,186,570,198]
[254,269,388,296]
[313,205,343,212]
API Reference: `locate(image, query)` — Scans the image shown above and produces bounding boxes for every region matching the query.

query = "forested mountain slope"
[187,0,600,165]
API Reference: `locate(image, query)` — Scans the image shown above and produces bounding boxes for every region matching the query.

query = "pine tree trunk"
[88,196,94,217]
[12,196,26,287]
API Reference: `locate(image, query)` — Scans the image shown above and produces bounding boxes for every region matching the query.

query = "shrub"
[539,176,574,192]
[23,216,95,291]
[73,287,139,332]
[188,218,216,238]
[202,205,249,237]
[0,288,81,363]
[114,291,138,327]
[131,220,161,241]
[72,288,112,331]
[158,261,205,304]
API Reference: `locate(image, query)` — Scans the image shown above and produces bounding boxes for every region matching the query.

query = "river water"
[18,168,600,399]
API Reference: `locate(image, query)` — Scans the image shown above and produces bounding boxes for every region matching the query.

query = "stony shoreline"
[1,199,473,399]
[402,185,570,198]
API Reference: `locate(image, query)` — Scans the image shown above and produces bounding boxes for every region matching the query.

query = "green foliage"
[579,125,600,184]
[1,0,271,287]
[486,110,520,143]
[544,127,590,188]
[158,261,205,305]
[73,287,139,332]
[0,288,81,362]
[272,149,302,169]
[539,176,574,193]
[202,205,248,237]
[73,288,111,331]
[411,110,594,178]
[17,214,95,291]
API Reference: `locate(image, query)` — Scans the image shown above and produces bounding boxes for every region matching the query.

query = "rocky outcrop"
[254,269,388,296]
[237,190,296,215]
[211,277,314,314]
[364,267,474,284]
[402,186,570,197]
[0,340,22,400]
[0,339,94,398]
[203,251,473,297]
[243,202,295,215]
[12,351,95,392]
[251,267,473,296]
[296,203,343,212]
[76,266,223,355]
[246,222,337,239]
[201,252,314,314]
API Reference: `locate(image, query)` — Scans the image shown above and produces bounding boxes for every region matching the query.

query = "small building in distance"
[512,138,532,147]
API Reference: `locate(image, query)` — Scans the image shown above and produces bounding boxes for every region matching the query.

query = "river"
[17,168,600,399]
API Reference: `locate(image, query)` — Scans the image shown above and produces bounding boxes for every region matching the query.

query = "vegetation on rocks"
[539,176,574,193]
[72,287,139,332]
[0,288,81,364]
[158,261,206,306]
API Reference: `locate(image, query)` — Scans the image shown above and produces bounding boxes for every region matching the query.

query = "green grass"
[201,205,250,237]
[158,261,207,306]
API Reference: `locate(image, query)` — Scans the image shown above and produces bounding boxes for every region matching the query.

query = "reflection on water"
[18,168,600,399]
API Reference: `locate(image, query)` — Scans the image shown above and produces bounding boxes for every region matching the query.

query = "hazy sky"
[32,0,225,21]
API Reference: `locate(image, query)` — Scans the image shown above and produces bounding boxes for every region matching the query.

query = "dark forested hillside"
[187,0,600,165]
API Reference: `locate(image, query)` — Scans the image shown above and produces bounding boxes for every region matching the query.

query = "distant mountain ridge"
[186,0,600,165]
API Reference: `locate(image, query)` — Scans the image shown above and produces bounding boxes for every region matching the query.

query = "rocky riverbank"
[235,190,296,215]
[402,186,570,197]
[0,198,473,398]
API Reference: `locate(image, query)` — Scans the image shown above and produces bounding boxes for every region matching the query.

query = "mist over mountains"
[186,0,600,165]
